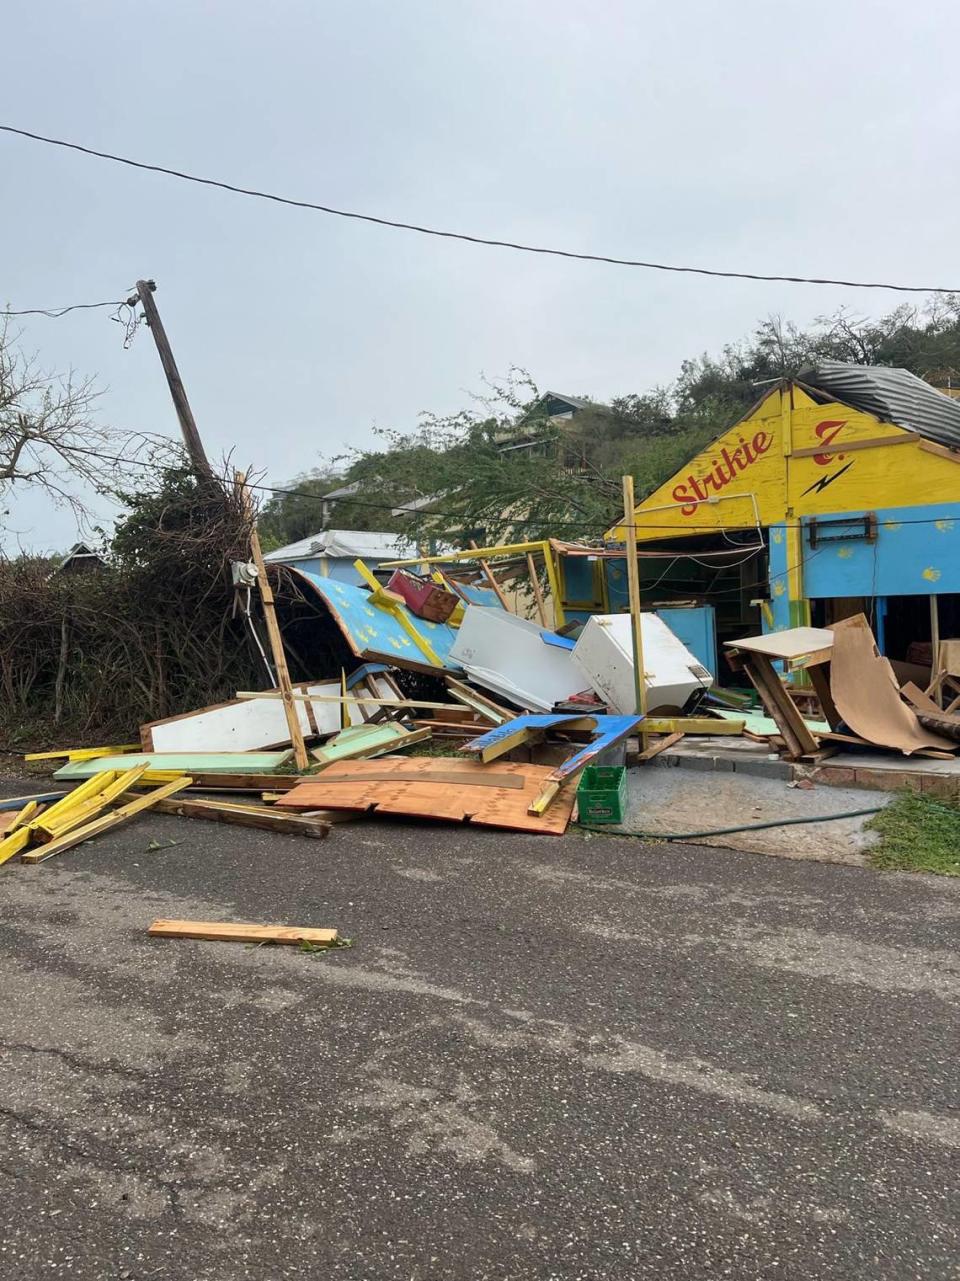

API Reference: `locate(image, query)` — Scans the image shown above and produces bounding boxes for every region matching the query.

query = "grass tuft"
[867,791,960,877]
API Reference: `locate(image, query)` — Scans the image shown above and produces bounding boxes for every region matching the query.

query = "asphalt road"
[0,801,958,1280]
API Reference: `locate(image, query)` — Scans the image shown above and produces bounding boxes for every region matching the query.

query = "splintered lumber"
[22,778,193,864]
[8,800,40,832]
[636,731,684,762]
[119,793,330,838]
[33,765,149,841]
[148,919,338,946]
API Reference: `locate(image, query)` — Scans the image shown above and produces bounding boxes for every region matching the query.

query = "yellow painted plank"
[25,744,140,761]
[22,778,193,865]
[642,717,744,735]
[148,919,338,946]
[36,771,121,826]
[0,827,30,868]
[33,765,149,840]
[8,800,40,832]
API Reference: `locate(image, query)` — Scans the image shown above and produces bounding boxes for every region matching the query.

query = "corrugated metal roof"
[264,529,417,563]
[798,361,960,450]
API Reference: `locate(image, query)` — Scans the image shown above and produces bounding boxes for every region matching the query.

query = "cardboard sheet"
[276,757,576,834]
[828,619,955,755]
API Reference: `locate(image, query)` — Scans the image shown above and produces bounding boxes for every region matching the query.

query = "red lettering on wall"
[812,419,846,465]
[672,430,774,517]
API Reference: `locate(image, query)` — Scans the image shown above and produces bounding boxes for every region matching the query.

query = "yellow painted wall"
[609,384,960,543]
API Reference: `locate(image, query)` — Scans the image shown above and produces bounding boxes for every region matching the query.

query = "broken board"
[275,757,576,835]
[829,618,956,755]
[141,681,342,752]
[148,919,338,946]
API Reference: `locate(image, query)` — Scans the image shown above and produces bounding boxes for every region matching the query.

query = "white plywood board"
[144,682,342,752]
[724,627,833,660]
[448,608,583,712]
[572,614,712,715]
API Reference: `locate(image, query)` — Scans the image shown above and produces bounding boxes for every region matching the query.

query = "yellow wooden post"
[622,476,648,746]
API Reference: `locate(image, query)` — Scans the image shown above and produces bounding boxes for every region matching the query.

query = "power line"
[2,299,124,318]
[2,123,957,294]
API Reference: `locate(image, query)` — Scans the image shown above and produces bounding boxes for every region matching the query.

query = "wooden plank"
[22,779,193,864]
[740,652,819,759]
[792,434,914,460]
[24,744,141,761]
[121,793,330,837]
[469,539,512,611]
[804,661,841,730]
[0,827,31,868]
[33,765,150,841]
[919,440,960,464]
[621,475,648,749]
[35,771,121,824]
[526,553,548,627]
[636,731,684,762]
[312,725,432,766]
[0,813,20,836]
[148,919,338,945]
[310,768,524,789]
[239,475,310,771]
[236,690,471,713]
[0,791,69,812]
[642,716,744,735]
[445,678,513,725]
[9,800,40,832]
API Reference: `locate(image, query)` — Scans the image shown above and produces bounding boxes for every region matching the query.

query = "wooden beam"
[236,690,472,712]
[22,778,193,864]
[304,768,524,789]
[641,716,744,735]
[621,475,648,749]
[804,662,841,730]
[919,440,960,464]
[526,553,548,627]
[0,828,30,868]
[469,540,512,611]
[792,434,913,459]
[120,793,330,837]
[238,475,310,771]
[148,919,338,946]
[636,731,684,762]
[445,678,513,725]
[736,652,819,759]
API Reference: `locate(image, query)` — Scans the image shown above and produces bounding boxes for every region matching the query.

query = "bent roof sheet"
[798,360,960,450]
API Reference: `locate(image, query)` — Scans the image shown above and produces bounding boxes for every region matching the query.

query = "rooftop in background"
[799,360,960,451]
[263,528,417,564]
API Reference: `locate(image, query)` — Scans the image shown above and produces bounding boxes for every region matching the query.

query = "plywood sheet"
[725,627,834,660]
[829,622,956,755]
[142,682,341,752]
[275,757,576,835]
[54,752,294,780]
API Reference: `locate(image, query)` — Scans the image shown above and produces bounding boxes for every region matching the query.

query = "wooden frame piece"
[730,651,819,759]
[120,793,330,837]
[148,919,338,946]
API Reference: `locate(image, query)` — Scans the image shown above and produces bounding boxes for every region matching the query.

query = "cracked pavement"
[0,800,958,1279]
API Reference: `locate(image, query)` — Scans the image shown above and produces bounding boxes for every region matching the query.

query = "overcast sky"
[3,0,959,552]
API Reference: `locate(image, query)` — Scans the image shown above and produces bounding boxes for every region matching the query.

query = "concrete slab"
[602,767,892,866]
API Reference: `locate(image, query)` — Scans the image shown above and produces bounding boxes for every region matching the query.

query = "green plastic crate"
[577,765,627,825]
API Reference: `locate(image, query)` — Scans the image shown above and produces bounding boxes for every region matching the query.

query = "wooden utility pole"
[621,476,648,743]
[134,279,215,481]
[237,474,310,771]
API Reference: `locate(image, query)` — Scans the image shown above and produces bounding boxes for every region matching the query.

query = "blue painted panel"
[275,556,374,587]
[655,606,718,678]
[767,525,793,632]
[604,558,630,612]
[460,713,643,779]
[801,503,960,599]
[562,555,600,605]
[293,570,461,669]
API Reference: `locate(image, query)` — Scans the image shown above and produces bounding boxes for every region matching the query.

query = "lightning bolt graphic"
[801,459,855,497]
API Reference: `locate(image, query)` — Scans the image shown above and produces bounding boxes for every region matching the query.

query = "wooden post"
[237,475,310,771]
[134,280,215,481]
[621,476,648,743]
[930,595,941,702]
[526,553,548,627]
[469,540,512,611]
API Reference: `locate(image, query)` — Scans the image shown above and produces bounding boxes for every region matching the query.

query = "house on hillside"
[496,390,604,461]
[50,542,106,577]
[601,361,960,682]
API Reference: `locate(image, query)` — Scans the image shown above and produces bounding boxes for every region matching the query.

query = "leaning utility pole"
[133,279,215,480]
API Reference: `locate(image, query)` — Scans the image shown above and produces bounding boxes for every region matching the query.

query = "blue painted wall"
[800,503,960,600]
[277,556,370,586]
